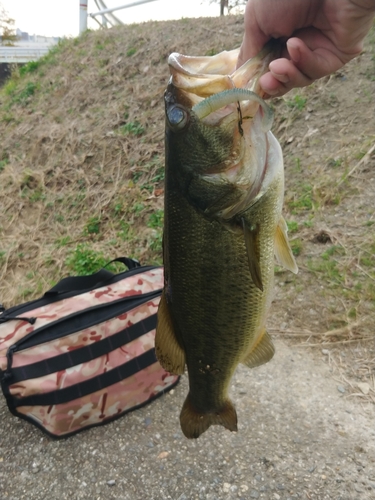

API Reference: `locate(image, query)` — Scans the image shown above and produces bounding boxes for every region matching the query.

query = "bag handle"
[44,257,141,296]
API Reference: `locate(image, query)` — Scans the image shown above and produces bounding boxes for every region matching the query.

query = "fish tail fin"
[180,394,238,439]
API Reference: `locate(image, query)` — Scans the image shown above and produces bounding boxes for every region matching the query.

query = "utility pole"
[220,0,228,16]
[79,0,88,34]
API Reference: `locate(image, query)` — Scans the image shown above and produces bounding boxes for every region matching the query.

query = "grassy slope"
[0,17,245,304]
[0,17,374,383]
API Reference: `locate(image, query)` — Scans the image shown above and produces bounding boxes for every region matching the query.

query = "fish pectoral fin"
[274,216,298,274]
[241,218,263,291]
[180,394,238,439]
[155,291,186,375]
[241,329,275,368]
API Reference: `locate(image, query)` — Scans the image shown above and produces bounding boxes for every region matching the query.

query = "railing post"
[79,0,88,34]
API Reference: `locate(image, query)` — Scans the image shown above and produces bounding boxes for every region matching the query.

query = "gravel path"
[1,340,374,500]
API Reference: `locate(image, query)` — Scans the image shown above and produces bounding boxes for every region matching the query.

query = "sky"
[1,0,229,38]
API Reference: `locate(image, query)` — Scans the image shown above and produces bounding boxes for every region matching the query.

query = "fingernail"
[269,66,289,84]
[261,87,280,96]
[273,73,289,84]
[287,40,301,63]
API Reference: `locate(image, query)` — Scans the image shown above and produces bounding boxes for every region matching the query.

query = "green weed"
[126,47,137,57]
[286,94,307,111]
[55,214,65,223]
[28,189,45,202]
[84,216,101,235]
[307,257,342,284]
[8,82,39,106]
[119,121,144,136]
[19,82,38,101]
[116,221,131,241]
[4,80,17,96]
[303,219,314,228]
[65,244,108,275]
[113,202,124,215]
[132,202,145,214]
[20,288,35,299]
[149,230,163,253]
[19,60,40,76]
[148,210,164,229]
[286,220,299,233]
[290,238,303,256]
[286,184,313,213]
[0,159,9,172]
[131,158,165,192]
[151,166,165,183]
[360,245,375,268]
[327,157,343,168]
[348,307,357,319]
[294,157,302,172]
[55,236,72,247]
[321,245,345,260]
[1,113,14,123]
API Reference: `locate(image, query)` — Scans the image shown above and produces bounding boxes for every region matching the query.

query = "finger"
[258,35,350,97]
[257,58,314,97]
[236,3,270,68]
[286,36,347,80]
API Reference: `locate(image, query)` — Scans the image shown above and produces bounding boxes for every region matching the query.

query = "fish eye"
[167,105,189,130]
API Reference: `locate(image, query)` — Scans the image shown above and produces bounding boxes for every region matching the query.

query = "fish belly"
[162,173,282,437]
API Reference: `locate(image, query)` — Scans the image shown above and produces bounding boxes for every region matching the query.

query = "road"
[0,339,374,500]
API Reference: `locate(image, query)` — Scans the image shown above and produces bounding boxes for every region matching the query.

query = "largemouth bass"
[155,44,298,439]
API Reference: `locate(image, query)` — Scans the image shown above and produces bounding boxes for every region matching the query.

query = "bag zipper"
[0,265,161,320]
[5,289,162,372]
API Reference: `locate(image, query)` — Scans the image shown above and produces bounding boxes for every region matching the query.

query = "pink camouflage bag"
[0,258,179,438]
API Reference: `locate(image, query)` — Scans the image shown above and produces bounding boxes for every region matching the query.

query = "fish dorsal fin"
[155,291,186,375]
[241,328,275,368]
[241,218,263,291]
[274,216,298,274]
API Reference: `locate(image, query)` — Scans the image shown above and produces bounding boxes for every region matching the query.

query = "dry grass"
[0,16,374,394]
[0,16,244,305]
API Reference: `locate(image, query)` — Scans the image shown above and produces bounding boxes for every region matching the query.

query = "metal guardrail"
[90,0,159,17]
[81,0,160,32]
[0,46,52,63]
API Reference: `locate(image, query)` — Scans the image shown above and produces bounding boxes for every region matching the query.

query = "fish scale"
[155,44,297,439]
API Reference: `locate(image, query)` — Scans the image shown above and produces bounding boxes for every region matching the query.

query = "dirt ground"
[0,14,374,500]
[1,339,375,500]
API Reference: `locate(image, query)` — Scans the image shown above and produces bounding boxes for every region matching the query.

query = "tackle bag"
[0,258,179,438]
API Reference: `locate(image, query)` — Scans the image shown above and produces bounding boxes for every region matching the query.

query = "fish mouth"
[168,41,279,126]
[165,42,282,218]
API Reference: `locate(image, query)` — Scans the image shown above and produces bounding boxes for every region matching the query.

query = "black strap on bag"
[0,257,143,323]
[44,257,141,296]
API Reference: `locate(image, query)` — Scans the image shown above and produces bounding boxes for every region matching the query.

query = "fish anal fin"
[241,218,263,291]
[242,329,275,368]
[275,216,298,274]
[155,291,186,375]
[180,394,238,439]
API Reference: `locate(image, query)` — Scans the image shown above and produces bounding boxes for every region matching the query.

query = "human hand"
[237,0,375,97]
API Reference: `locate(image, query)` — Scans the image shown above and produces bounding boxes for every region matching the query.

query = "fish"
[155,42,298,439]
